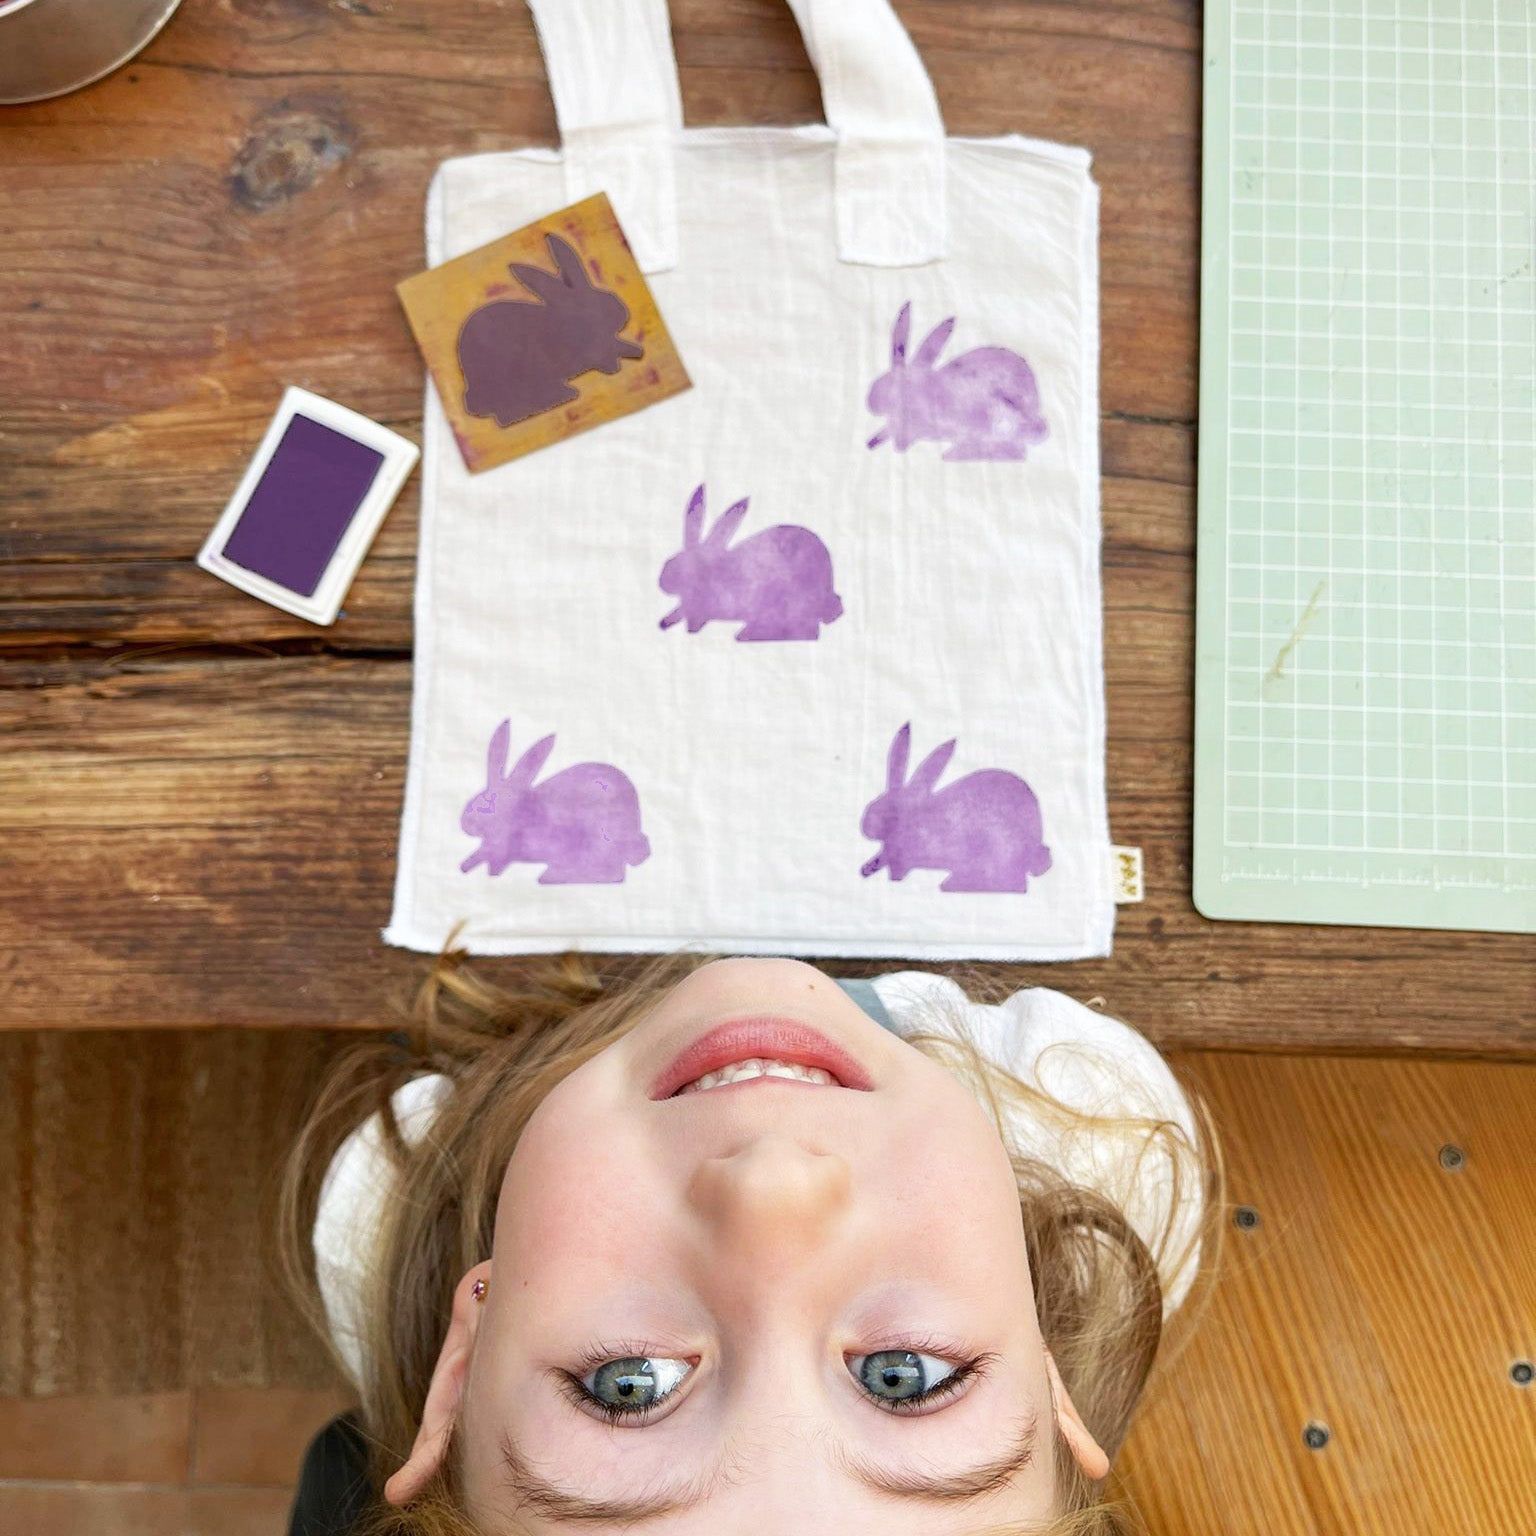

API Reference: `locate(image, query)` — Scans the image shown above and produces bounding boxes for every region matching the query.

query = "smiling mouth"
[651,1017,874,1100]
[676,1058,842,1095]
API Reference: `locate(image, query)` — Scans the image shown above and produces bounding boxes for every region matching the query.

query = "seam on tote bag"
[429,130,1091,182]
[1076,173,1114,949]
[377,929,1110,962]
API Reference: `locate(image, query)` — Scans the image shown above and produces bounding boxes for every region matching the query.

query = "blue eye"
[849,1349,973,1412]
[569,1355,692,1422]
[561,1343,987,1425]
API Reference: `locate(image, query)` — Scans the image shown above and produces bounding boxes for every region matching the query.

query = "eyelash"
[556,1337,996,1424]
[555,1340,685,1425]
[861,1340,995,1416]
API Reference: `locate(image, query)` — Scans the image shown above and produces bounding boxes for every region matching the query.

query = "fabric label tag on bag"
[1112,846,1145,904]
[397,192,691,474]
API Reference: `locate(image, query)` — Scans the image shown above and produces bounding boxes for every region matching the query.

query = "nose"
[687,1133,852,1257]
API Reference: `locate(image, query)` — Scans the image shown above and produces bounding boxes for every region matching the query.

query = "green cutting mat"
[1195,0,1536,932]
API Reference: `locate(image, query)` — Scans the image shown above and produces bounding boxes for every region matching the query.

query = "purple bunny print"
[460,720,650,884]
[866,302,1049,462]
[658,485,844,642]
[860,723,1052,893]
[457,233,644,429]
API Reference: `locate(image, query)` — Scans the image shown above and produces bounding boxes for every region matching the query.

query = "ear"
[486,719,511,784]
[707,497,751,547]
[546,234,589,288]
[1043,1345,1110,1483]
[384,1263,493,1507]
[914,316,956,368]
[508,733,557,792]
[684,484,707,546]
[892,301,912,361]
[508,263,565,304]
[909,738,956,794]
[886,722,912,790]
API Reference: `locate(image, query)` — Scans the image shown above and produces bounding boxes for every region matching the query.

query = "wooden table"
[2,0,1528,1053]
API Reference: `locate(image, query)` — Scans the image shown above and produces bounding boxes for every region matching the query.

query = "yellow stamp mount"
[397,192,691,476]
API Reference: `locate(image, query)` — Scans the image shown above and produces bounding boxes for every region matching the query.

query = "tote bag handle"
[525,0,947,272]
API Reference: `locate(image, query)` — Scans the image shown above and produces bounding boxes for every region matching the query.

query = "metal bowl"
[0,0,183,105]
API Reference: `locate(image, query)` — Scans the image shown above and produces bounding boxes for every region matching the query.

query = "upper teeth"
[678,1058,838,1094]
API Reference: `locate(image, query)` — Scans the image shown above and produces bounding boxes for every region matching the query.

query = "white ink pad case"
[197,386,420,625]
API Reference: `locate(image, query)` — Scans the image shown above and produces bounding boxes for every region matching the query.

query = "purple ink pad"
[198,387,420,625]
[222,413,385,597]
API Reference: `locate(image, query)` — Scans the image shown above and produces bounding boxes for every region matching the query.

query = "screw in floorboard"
[1234,1205,1260,1231]
[1438,1144,1466,1172]
[1511,1361,1534,1387]
[1302,1421,1330,1451]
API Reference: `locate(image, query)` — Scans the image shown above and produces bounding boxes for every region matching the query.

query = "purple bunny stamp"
[457,233,644,429]
[460,720,650,884]
[658,485,844,641]
[859,723,1052,893]
[866,303,1049,462]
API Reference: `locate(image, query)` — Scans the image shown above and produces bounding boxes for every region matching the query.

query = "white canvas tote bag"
[386,0,1115,960]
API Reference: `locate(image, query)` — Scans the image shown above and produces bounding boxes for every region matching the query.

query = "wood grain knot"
[231,104,353,212]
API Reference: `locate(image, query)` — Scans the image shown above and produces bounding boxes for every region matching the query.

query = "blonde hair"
[278,947,1224,1536]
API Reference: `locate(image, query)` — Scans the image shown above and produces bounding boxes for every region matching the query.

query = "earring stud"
[471,1278,488,1303]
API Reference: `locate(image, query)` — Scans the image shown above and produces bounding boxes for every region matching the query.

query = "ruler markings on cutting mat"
[1194,0,1536,932]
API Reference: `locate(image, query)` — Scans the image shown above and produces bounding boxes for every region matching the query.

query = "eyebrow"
[497,1410,1037,1523]
[831,1409,1039,1499]
[498,1431,724,1523]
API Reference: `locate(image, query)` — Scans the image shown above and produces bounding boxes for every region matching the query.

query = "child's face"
[410,958,1106,1530]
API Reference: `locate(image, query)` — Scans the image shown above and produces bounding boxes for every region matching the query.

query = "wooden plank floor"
[1121,1051,1536,1533]
[0,0,1529,1052]
[0,1387,350,1536]
[2,1027,1532,1531]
